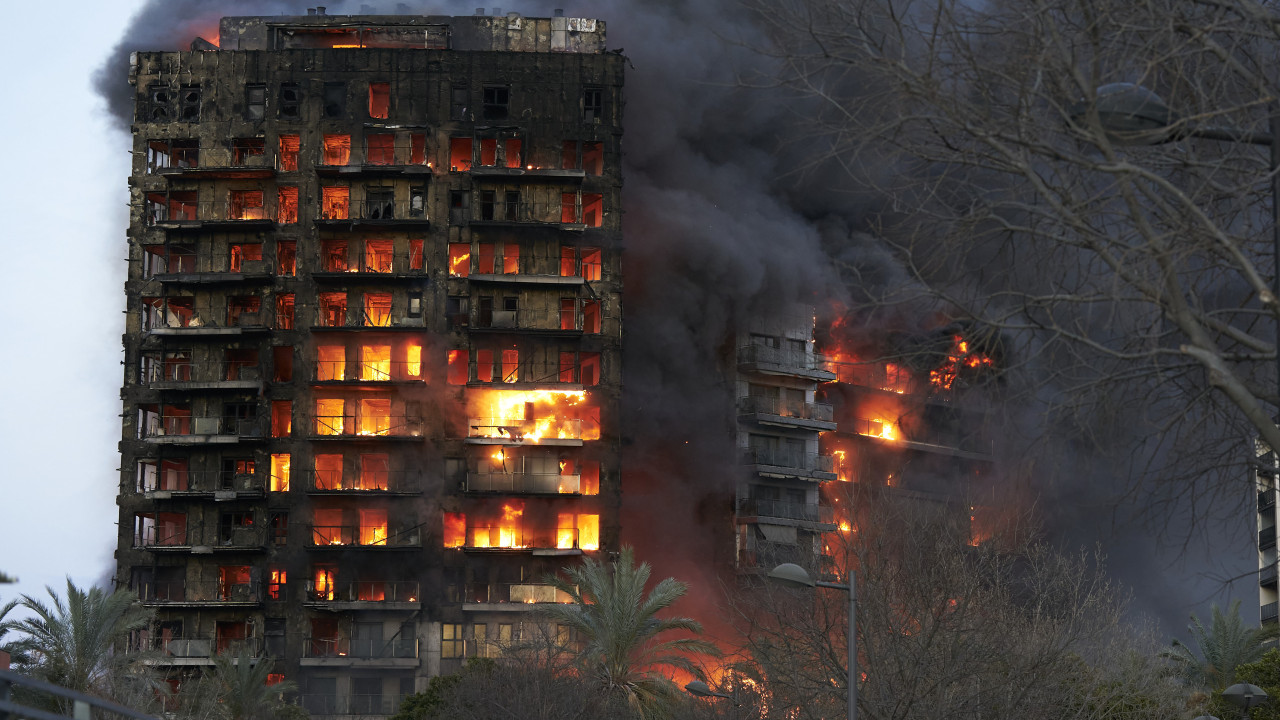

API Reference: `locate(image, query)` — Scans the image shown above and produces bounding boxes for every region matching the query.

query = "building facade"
[116,10,623,713]
[1254,442,1278,629]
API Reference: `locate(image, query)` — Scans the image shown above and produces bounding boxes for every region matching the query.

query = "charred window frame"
[323,82,346,118]
[504,191,520,222]
[479,190,496,221]
[147,84,173,122]
[446,296,470,330]
[408,291,423,317]
[451,84,469,121]
[583,87,604,125]
[245,84,267,121]
[364,186,394,219]
[481,86,509,121]
[180,84,202,121]
[278,83,302,119]
[232,138,266,166]
[449,190,469,225]
[409,185,426,218]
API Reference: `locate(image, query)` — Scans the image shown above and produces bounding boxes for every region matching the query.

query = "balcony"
[139,470,265,499]
[301,636,418,667]
[1260,563,1278,587]
[301,694,413,716]
[1263,601,1278,624]
[1263,526,1277,550]
[737,498,836,527]
[466,417,588,445]
[741,448,837,481]
[455,526,586,554]
[303,580,420,608]
[141,303,270,337]
[311,414,424,440]
[136,580,261,606]
[133,524,266,552]
[146,256,274,285]
[1261,490,1277,513]
[470,165,585,182]
[139,417,264,445]
[456,582,573,610]
[313,204,429,229]
[306,470,422,494]
[144,636,263,665]
[738,396,837,431]
[466,471,581,495]
[307,525,422,549]
[312,360,426,385]
[144,199,276,231]
[141,361,263,391]
[737,344,837,381]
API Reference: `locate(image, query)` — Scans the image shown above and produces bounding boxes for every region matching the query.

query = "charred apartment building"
[116,10,623,713]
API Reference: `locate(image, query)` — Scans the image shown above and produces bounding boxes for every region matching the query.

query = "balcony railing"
[313,361,426,383]
[141,361,263,386]
[302,635,418,659]
[454,582,573,605]
[1260,563,1278,586]
[139,417,264,440]
[459,526,580,550]
[303,580,420,603]
[312,415,424,438]
[1262,526,1277,549]
[138,470,263,494]
[742,448,834,474]
[466,471,581,494]
[145,636,263,659]
[141,304,269,332]
[737,344,835,377]
[738,396,835,423]
[466,201,583,226]
[133,525,266,549]
[1263,601,1278,623]
[1261,491,1277,512]
[467,417,587,442]
[737,498,834,525]
[307,525,422,548]
[135,580,260,604]
[145,199,278,226]
[300,694,412,716]
[307,470,422,493]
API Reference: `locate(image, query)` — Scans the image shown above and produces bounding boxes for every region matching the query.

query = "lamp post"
[768,562,857,720]
[1081,83,1280,418]
[1222,682,1270,720]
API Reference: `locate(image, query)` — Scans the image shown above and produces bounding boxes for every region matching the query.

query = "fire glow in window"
[364,239,393,272]
[368,82,390,119]
[313,509,345,545]
[358,398,391,436]
[449,243,470,277]
[317,345,345,381]
[360,454,389,490]
[321,187,349,220]
[319,292,347,327]
[275,294,294,330]
[366,133,394,165]
[271,400,291,437]
[405,345,422,378]
[449,137,472,171]
[277,186,298,223]
[359,509,388,545]
[360,345,391,381]
[270,453,290,492]
[279,135,300,171]
[316,398,345,435]
[229,190,265,220]
[443,513,466,548]
[322,134,351,165]
[314,454,343,490]
[363,293,392,327]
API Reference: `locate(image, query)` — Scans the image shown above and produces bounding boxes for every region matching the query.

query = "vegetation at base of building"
[1203,649,1280,720]
[1164,600,1280,693]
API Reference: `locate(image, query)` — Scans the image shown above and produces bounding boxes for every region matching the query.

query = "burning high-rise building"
[116,8,622,712]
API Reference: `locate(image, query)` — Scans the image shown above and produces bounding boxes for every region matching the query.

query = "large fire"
[929,335,994,391]
[468,389,599,442]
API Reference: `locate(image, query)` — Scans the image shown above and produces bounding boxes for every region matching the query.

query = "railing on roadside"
[0,667,161,720]
[300,693,412,716]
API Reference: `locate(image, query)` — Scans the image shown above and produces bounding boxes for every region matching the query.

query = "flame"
[930,334,994,391]
[468,389,598,442]
[839,521,852,533]
[860,418,899,442]
[443,513,466,548]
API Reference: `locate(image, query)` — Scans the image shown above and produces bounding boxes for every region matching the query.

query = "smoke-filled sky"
[0,0,1257,639]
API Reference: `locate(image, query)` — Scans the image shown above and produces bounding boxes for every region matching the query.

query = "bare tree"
[744,0,1280,515]
[728,499,1182,720]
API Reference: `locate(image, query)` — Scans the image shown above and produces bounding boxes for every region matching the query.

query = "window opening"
[482,86,509,120]
[368,82,390,119]
[245,84,266,120]
[278,83,301,119]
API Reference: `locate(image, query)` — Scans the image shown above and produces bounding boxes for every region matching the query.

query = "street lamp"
[1222,682,1270,720]
[1081,82,1280,423]
[768,562,857,720]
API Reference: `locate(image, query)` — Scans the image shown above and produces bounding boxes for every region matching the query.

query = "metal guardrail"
[737,498,835,524]
[303,580,419,603]
[738,396,834,423]
[135,580,260,604]
[467,418,585,441]
[736,344,833,374]
[454,582,572,604]
[1262,601,1278,623]
[0,667,160,720]
[462,526,579,550]
[466,472,580,494]
[314,360,425,383]
[137,470,262,494]
[741,448,834,473]
[307,525,422,548]
[307,469,422,492]
[1261,526,1277,549]
[312,415,424,438]
[301,636,417,659]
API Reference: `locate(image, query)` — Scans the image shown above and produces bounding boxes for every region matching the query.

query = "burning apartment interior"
[117,9,622,715]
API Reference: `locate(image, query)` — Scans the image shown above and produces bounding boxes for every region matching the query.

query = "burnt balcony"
[303,580,420,607]
[738,396,837,431]
[135,580,261,607]
[307,469,422,494]
[139,470,265,499]
[463,200,589,230]
[737,498,836,527]
[737,344,837,382]
[144,251,274,285]
[311,414,424,440]
[470,164,586,182]
[741,448,836,481]
[466,417,589,445]
[141,301,270,337]
[312,360,426,385]
[301,635,418,663]
[465,471,582,495]
[454,581,573,609]
[141,361,263,391]
[144,198,276,231]
[138,416,265,445]
[455,526,589,554]
[313,202,429,229]
[307,525,422,549]
[133,524,266,552]
[143,636,263,664]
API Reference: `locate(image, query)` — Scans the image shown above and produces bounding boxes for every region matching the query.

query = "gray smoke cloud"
[94,0,1248,636]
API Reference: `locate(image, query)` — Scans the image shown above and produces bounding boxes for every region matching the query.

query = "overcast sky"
[0,0,146,606]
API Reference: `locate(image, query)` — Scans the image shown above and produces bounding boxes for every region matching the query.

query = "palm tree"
[205,646,298,720]
[1165,600,1280,692]
[543,546,721,719]
[5,578,153,697]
